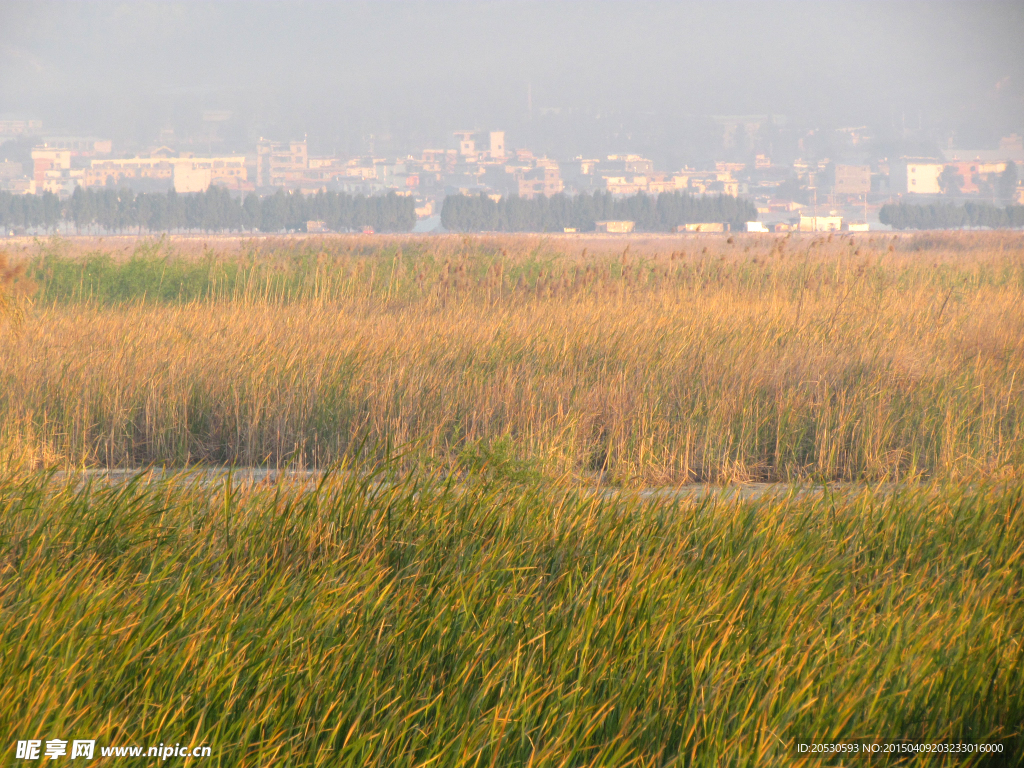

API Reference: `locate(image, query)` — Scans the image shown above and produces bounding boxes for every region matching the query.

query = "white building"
[890,158,944,195]
[798,214,843,232]
[172,164,212,193]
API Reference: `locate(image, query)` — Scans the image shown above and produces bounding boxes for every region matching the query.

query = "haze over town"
[2,0,1023,232]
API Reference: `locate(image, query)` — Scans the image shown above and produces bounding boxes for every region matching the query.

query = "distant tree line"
[0,187,417,233]
[879,201,1024,230]
[0,191,63,231]
[441,191,759,233]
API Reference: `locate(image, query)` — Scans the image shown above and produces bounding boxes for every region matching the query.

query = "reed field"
[2,232,1024,765]
[1,231,1023,483]
[1,471,1022,766]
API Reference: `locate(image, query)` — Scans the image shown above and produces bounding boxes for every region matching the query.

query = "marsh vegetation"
[2,232,1023,484]
[2,232,1023,765]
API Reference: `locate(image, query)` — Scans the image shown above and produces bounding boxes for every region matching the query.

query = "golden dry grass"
[2,231,1023,483]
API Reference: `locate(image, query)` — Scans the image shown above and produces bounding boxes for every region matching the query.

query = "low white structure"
[798,214,843,232]
[678,222,729,233]
[595,220,635,233]
[745,221,769,232]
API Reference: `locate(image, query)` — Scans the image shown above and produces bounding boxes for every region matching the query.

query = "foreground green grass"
[2,470,1022,766]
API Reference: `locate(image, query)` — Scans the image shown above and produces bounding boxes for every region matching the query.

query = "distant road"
[47,467,888,503]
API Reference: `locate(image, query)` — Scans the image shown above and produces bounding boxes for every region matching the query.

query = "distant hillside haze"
[1,0,1022,159]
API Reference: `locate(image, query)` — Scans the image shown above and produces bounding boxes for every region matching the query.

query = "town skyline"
[3,0,1023,234]
[4,119,1023,235]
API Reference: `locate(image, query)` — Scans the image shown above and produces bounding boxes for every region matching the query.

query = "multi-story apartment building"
[834,165,871,197]
[32,148,71,182]
[31,148,79,194]
[452,131,506,161]
[890,158,944,195]
[515,162,563,199]
[256,139,308,187]
[85,154,247,192]
[37,137,112,157]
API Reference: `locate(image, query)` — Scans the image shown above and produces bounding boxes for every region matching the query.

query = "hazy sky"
[1,0,1022,159]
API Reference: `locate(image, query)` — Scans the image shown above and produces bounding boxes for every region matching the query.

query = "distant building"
[32,147,70,177]
[798,214,843,232]
[419,149,457,172]
[515,161,563,199]
[598,166,737,197]
[343,158,379,180]
[37,137,112,157]
[679,222,729,233]
[178,156,246,190]
[595,220,635,233]
[1,156,33,193]
[453,130,477,158]
[0,119,42,136]
[256,139,308,187]
[834,165,871,196]
[844,221,870,232]
[172,164,211,193]
[563,157,600,178]
[32,148,74,193]
[0,178,34,195]
[943,160,1008,194]
[85,156,173,186]
[943,135,1024,165]
[646,174,689,194]
[306,220,329,233]
[452,131,506,161]
[85,154,247,192]
[683,172,739,196]
[602,175,647,195]
[489,131,506,160]
[767,199,805,213]
[745,221,769,232]
[600,155,654,174]
[944,162,979,194]
[890,159,944,195]
[0,161,23,180]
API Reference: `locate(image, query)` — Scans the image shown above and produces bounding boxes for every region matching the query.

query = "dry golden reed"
[2,231,1023,483]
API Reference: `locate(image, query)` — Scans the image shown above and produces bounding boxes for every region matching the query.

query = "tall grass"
[2,232,1023,482]
[3,233,1023,766]
[1,470,1022,766]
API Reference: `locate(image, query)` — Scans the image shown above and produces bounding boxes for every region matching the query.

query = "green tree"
[998,162,1019,203]
[938,166,964,196]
